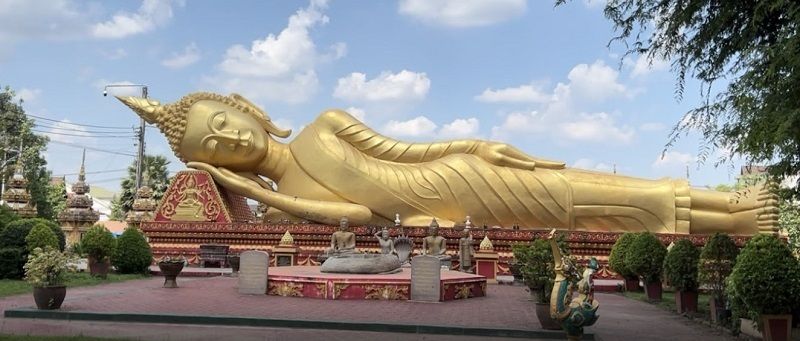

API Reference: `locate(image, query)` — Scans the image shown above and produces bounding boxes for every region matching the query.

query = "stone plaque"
[238,250,269,295]
[411,255,441,302]
[276,255,292,267]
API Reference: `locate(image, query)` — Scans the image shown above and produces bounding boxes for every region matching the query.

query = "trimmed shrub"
[663,239,700,291]
[0,247,23,279]
[726,234,800,327]
[609,232,638,279]
[698,233,739,301]
[113,228,152,274]
[0,218,65,251]
[513,235,569,303]
[81,225,116,261]
[626,232,667,283]
[25,223,59,252]
[0,205,19,229]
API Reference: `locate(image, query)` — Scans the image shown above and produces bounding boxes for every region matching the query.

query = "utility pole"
[104,84,148,190]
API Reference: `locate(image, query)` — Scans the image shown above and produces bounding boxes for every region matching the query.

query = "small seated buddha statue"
[374,226,396,256]
[326,216,357,256]
[421,218,451,266]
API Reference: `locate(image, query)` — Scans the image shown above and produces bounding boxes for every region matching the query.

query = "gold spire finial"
[279,230,294,246]
[78,149,86,182]
[479,235,494,251]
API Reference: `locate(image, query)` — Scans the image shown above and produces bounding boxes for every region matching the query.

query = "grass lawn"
[0,273,148,298]
[0,336,126,341]
[622,289,712,320]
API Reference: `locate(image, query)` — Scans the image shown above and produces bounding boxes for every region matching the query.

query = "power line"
[33,130,138,139]
[26,113,133,130]
[34,122,136,135]
[53,168,128,176]
[47,140,136,157]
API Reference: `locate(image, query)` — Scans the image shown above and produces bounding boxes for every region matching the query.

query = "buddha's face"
[428,226,439,237]
[339,217,349,231]
[381,230,389,239]
[181,100,267,170]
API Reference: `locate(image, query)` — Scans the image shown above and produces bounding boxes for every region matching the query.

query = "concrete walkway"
[0,276,737,341]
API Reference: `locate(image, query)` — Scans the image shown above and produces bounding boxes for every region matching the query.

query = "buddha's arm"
[188,162,372,225]
[422,239,429,255]
[314,110,565,170]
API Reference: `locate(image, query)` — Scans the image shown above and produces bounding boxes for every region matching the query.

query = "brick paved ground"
[0,276,739,341]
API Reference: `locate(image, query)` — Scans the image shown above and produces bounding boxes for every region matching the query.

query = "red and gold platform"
[266,266,486,301]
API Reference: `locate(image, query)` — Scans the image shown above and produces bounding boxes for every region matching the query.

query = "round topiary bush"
[726,234,800,326]
[80,225,116,261]
[625,232,667,283]
[113,227,152,274]
[663,239,700,291]
[698,232,739,301]
[0,247,23,279]
[609,232,638,279]
[25,223,59,252]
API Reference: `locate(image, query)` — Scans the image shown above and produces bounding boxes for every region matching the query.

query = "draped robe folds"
[290,123,575,229]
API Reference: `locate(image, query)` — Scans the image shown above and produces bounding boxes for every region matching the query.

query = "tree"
[555,0,800,197]
[0,86,64,220]
[110,155,170,220]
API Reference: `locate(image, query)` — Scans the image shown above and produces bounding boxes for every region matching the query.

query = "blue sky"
[1,0,745,193]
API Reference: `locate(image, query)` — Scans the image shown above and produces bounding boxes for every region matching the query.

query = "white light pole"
[103,84,148,190]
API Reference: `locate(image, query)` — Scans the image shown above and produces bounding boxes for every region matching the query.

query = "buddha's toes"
[728,185,779,233]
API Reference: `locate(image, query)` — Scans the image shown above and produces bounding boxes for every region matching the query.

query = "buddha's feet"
[729,184,779,233]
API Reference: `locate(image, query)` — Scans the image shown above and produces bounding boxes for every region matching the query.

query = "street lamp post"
[103,84,148,190]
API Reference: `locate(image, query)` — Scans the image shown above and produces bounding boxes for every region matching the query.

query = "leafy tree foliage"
[80,225,116,261]
[0,86,65,220]
[626,232,667,283]
[113,227,152,274]
[110,155,170,220]
[663,239,700,291]
[609,232,638,279]
[555,0,800,196]
[25,222,59,252]
[698,232,739,301]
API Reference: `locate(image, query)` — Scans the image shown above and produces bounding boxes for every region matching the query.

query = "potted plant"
[625,233,667,301]
[81,225,116,278]
[727,234,800,341]
[515,238,567,330]
[698,232,738,323]
[609,232,640,291]
[663,239,700,314]
[158,256,186,288]
[23,246,75,310]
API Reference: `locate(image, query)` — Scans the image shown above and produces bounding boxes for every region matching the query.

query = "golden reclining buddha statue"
[118,92,778,235]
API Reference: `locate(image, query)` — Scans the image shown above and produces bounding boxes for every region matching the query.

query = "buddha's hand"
[546,228,557,240]
[474,141,565,170]
[187,162,262,196]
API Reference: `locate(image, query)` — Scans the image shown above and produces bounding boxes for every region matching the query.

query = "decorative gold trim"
[333,283,349,300]
[268,282,303,297]
[314,282,327,299]
[454,284,473,300]
[364,285,409,300]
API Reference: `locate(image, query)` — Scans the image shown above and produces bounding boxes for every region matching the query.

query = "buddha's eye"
[204,139,218,155]
[210,111,226,130]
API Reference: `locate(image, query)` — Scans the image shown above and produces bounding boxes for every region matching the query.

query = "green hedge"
[727,234,800,326]
[626,232,667,283]
[0,247,23,279]
[80,225,116,261]
[663,239,699,291]
[113,228,152,274]
[609,232,638,279]
[0,218,65,279]
[698,232,738,301]
[25,223,59,252]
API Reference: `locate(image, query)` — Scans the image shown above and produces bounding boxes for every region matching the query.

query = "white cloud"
[566,60,629,101]
[333,70,430,103]
[398,0,526,28]
[101,48,128,60]
[0,0,90,41]
[41,119,95,143]
[629,54,669,78]
[92,0,180,39]
[474,84,551,103]
[560,112,634,143]
[440,117,480,138]
[14,88,41,103]
[572,158,613,172]
[161,42,200,69]
[639,122,665,131]
[345,107,366,122]
[383,116,438,137]
[653,151,694,168]
[208,0,344,104]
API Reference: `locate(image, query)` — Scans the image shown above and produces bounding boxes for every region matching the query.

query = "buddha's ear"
[228,93,292,138]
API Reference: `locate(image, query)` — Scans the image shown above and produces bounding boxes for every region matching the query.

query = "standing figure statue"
[546,229,599,340]
[117,92,777,234]
[422,218,451,266]
[374,226,396,256]
[326,216,356,256]
[458,227,475,273]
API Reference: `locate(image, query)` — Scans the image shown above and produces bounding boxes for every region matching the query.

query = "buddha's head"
[339,216,349,231]
[427,218,439,236]
[380,227,389,239]
[118,92,291,171]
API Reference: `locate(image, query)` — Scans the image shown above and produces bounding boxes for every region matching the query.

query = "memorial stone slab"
[238,250,269,295]
[411,255,441,302]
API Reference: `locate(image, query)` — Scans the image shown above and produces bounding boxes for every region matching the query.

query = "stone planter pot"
[88,257,110,279]
[228,255,240,273]
[535,302,562,330]
[33,286,66,310]
[709,297,729,324]
[644,281,662,301]
[675,290,698,314]
[624,278,640,292]
[761,314,792,341]
[158,261,184,288]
